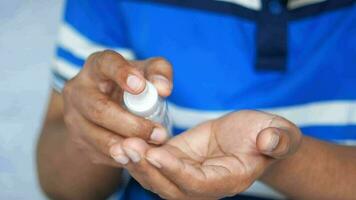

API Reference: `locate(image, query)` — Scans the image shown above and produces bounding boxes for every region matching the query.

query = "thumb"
[144,58,173,97]
[256,127,300,159]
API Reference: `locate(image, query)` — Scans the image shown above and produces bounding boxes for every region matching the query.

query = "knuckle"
[87,51,101,61]
[151,57,172,68]
[102,49,118,58]
[97,50,120,67]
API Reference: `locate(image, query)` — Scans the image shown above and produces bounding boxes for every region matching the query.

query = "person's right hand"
[62,50,173,167]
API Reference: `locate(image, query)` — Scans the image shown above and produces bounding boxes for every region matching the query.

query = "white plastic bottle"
[123,81,172,135]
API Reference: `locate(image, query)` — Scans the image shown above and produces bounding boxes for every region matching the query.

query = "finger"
[120,138,185,199]
[65,110,122,157]
[257,127,297,159]
[143,57,173,97]
[89,50,146,94]
[109,143,129,165]
[72,86,156,140]
[64,111,125,167]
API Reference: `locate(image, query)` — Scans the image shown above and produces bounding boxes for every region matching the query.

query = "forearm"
[261,136,356,200]
[36,91,123,200]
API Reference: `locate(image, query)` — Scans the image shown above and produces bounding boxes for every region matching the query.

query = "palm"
[162,111,277,197]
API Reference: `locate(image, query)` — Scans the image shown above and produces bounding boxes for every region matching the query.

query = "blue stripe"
[56,47,85,68]
[174,125,356,142]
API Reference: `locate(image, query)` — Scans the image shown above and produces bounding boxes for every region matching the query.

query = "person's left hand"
[112,110,302,199]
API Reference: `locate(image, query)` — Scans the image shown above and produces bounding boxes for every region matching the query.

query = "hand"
[62,50,173,167]
[116,110,302,199]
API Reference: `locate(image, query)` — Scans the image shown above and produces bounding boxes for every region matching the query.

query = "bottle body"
[145,98,172,136]
[123,81,172,136]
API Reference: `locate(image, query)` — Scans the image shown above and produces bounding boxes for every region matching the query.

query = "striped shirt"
[52,0,356,199]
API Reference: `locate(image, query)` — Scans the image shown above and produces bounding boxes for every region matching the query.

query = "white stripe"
[53,58,80,80]
[216,0,261,10]
[335,140,356,146]
[169,100,356,129]
[58,23,135,60]
[288,0,326,9]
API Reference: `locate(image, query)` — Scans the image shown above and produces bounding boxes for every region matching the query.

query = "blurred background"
[0,0,63,199]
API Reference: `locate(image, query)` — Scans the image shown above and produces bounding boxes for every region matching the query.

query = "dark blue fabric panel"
[256,0,288,71]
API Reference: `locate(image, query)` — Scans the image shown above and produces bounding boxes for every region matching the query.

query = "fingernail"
[113,154,129,165]
[124,148,141,163]
[127,74,144,92]
[110,143,123,155]
[267,132,280,152]
[150,128,168,144]
[146,157,162,168]
[151,75,171,90]
[110,144,129,164]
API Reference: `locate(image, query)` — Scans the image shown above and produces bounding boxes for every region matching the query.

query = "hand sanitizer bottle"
[123,81,172,135]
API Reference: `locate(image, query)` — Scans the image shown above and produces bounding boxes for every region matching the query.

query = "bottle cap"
[123,81,159,117]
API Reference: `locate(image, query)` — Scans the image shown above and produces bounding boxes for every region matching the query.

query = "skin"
[37,51,356,200]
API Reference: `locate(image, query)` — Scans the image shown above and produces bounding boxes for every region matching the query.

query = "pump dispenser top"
[123,81,159,117]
